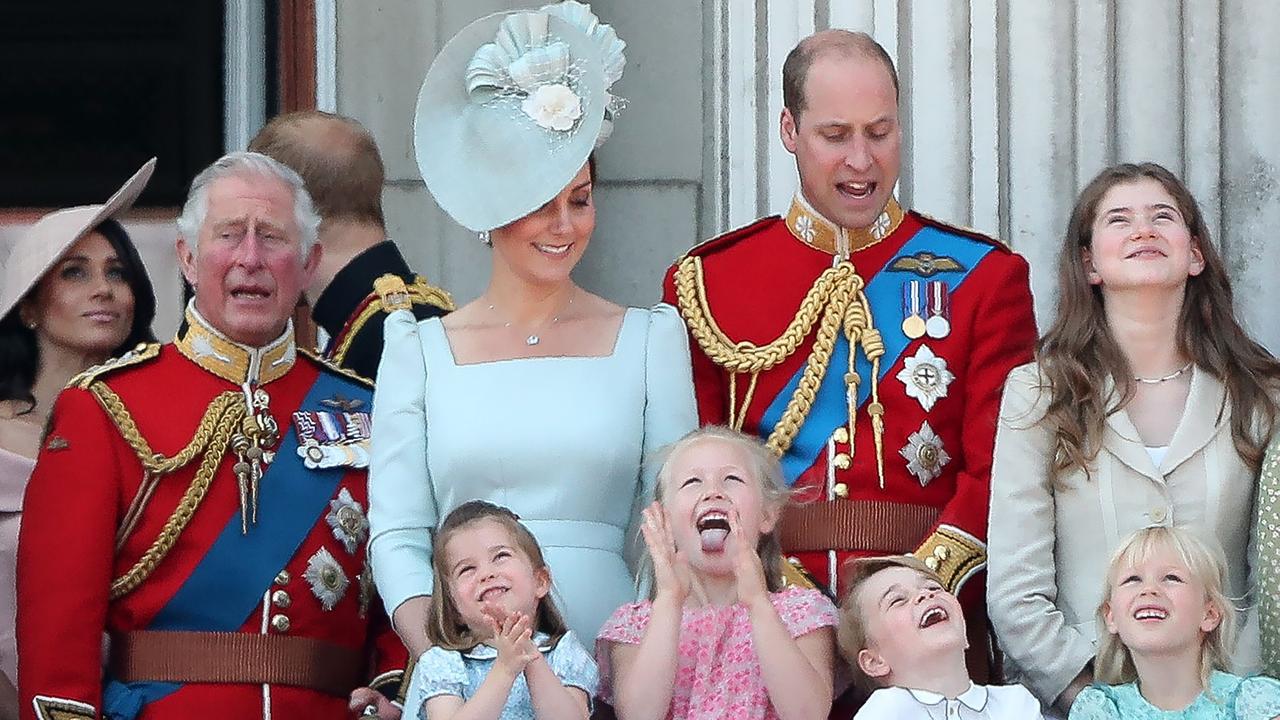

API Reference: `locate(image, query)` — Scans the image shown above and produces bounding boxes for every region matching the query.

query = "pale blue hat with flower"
[414,1,626,232]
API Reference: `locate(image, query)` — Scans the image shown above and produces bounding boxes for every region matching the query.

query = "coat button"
[832,427,849,444]
[274,570,291,585]
[271,614,291,633]
[833,482,848,498]
[272,590,292,608]
[1150,507,1168,524]
[833,453,851,470]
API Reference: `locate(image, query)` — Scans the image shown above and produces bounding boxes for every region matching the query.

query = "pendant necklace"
[488,292,575,346]
[1134,361,1193,385]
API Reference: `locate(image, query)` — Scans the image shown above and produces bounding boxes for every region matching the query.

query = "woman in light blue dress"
[368,2,697,659]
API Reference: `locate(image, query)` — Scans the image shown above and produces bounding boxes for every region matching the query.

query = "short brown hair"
[782,30,899,121]
[427,501,569,651]
[248,110,386,229]
[836,555,942,691]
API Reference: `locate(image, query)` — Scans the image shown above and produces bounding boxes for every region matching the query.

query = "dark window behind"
[0,1,226,208]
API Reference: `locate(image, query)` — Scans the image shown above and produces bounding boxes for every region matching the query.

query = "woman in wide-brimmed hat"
[362,2,696,714]
[0,158,158,715]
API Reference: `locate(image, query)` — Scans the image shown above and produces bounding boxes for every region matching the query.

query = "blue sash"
[759,226,996,482]
[103,371,370,718]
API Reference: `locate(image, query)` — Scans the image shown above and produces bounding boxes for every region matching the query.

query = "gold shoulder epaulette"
[300,347,374,389]
[70,342,161,390]
[911,210,1010,250]
[409,275,455,312]
[373,274,412,311]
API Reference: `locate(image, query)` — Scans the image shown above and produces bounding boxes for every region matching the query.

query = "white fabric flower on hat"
[522,83,582,131]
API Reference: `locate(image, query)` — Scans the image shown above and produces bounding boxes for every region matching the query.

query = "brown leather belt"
[109,631,366,698]
[779,499,940,554]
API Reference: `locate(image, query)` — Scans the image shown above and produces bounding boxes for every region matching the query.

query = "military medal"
[901,421,951,486]
[901,280,926,339]
[293,410,373,470]
[925,281,951,339]
[325,487,370,554]
[896,345,955,411]
[304,546,350,611]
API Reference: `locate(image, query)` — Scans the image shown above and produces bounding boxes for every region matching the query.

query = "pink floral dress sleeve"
[772,586,839,637]
[594,600,653,704]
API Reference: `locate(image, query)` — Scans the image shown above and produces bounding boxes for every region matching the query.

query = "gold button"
[833,482,848,498]
[924,556,940,572]
[833,453,851,470]
[274,570,291,585]
[271,614,291,633]
[271,590,292,608]
[933,545,950,561]
[832,427,849,444]
[1150,507,1168,523]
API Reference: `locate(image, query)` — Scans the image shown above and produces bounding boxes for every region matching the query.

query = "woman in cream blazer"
[986,162,1280,714]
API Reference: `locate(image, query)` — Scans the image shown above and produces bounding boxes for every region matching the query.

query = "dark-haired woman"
[986,162,1280,714]
[0,160,158,717]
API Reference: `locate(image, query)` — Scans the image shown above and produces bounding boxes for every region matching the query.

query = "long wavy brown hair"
[1038,162,1280,478]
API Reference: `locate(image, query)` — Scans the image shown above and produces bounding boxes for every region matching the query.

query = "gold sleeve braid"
[673,256,887,486]
[88,382,249,599]
[912,525,986,594]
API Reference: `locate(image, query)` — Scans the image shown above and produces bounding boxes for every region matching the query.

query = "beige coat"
[987,362,1261,705]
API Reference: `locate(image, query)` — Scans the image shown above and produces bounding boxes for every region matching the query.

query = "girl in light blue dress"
[402,501,597,720]
[1069,526,1280,720]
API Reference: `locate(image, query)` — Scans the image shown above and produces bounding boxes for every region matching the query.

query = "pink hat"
[0,158,156,321]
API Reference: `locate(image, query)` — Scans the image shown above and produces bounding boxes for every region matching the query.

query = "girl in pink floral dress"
[597,426,839,719]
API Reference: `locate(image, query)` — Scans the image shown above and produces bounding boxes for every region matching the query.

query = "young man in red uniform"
[662,30,1037,687]
[17,152,405,720]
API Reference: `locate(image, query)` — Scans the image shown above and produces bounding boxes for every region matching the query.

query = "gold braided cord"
[87,383,250,599]
[89,385,244,476]
[674,256,854,373]
[674,255,888,487]
[109,401,245,599]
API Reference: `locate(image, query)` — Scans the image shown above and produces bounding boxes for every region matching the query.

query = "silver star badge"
[901,421,951,486]
[896,345,955,411]
[326,488,369,555]
[303,547,350,611]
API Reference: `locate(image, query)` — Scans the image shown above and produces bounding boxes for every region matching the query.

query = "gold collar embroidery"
[175,302,296,386]
[785,192,905,257]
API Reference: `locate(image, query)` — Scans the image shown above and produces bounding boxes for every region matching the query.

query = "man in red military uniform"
[17,152,405,720]
[662,30,1036,688]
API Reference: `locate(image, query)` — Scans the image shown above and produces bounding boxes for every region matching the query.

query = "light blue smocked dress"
[1068,672,1280,720]
[402,631,597,720]
[368,305,697,642]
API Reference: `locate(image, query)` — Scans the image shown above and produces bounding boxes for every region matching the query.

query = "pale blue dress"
[368,305,697,642]
[402,631,597,720]
[1068,672,1280,720]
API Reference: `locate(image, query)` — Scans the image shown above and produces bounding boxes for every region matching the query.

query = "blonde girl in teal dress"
[1069,526,1280,720]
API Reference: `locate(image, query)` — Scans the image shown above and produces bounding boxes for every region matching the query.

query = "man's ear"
[780,108,799,154]
[176,236,198,286]
[856,647,891,680]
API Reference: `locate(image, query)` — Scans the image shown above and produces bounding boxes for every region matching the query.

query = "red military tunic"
[662,193,1036,660]
[17,307,405,720]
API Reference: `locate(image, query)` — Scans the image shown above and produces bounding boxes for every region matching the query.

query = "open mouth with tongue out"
[696,510,731,552]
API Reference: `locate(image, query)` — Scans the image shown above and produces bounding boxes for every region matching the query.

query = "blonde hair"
[649,426,790,595]
[836,555,945,692]
[1094,526,1236,689]
[427,501,569,651]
